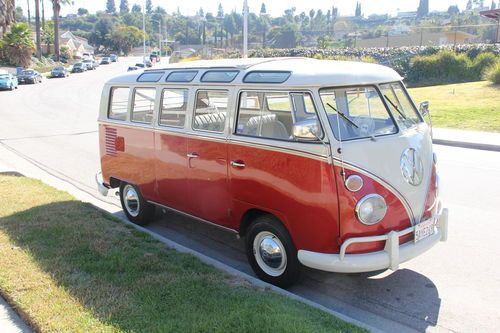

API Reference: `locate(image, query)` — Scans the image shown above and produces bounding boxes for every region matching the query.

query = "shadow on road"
[141,207,442,332]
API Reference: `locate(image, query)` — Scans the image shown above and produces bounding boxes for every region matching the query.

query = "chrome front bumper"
[298,208,449,273]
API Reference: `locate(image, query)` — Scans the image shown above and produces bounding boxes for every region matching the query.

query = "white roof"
[106,58,402,87]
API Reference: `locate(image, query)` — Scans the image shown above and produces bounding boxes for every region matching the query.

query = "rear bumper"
[95,172,110,196]
[298,207,448,273]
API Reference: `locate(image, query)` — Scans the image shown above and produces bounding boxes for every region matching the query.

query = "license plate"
[414,218,436,243]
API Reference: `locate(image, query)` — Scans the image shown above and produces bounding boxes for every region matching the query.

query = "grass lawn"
[0,174,363,333]
[408,81,500,132]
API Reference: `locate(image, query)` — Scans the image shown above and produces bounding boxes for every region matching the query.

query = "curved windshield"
[320,86,397,141]
[22,70,34,75]
[379,82,422,131]
[0,74,9,79]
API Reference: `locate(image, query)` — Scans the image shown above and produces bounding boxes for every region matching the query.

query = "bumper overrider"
[298,207,449,273]
[96,172,110,196]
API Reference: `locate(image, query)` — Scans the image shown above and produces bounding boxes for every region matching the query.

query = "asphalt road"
[1,57,499,332]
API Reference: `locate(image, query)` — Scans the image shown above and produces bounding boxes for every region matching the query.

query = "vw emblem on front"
[400,148,424,186]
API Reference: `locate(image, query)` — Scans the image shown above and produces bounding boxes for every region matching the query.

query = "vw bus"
[97,58,448,287]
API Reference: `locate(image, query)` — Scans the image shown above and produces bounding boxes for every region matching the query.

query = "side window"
[193,90,228,132]
[131,88,156,123]
[159,89,188,128]
[236,91,323,141]
[108,87,129,120]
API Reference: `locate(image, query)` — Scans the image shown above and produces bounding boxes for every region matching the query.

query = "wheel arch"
[239,208,291,240]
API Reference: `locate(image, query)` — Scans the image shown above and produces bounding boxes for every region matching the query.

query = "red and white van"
[97,58,448,287]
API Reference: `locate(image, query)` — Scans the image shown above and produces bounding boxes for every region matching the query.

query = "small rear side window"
[243,71,291,83]
[137,71,164,82]
[166,71,198,82]
[200,70,239,83]
[108,87,129,120]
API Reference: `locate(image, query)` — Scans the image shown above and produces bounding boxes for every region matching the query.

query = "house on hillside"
[42,31,94,58]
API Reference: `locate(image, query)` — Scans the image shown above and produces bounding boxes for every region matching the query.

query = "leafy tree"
[15,6,26,22]
[217,3,224,18]
[77,8,89,16]
[106,0,116,14]
[42,20,54,54]
[466,0,473,10]
[119,0,129,14]
[145,0,152,14]
[131,4,141,13]
[260,3,266,15]
[447,5,460,15]
[111,24,144,54]
[0,23,35,66]
[89,16,114,48]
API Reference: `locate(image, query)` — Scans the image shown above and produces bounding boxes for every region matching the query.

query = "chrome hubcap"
[253,231,287,277]
[123,184,140,217]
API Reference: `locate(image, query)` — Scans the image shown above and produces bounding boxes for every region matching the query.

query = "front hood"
[336,123,433,224]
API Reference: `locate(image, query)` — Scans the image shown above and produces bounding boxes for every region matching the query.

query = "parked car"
[101,57,111,65]
[150,52,160,63]
[17,69,42,84]
[71,63,87,73]
[135,63,145,69]
[50,66,69,78]
[144,59,153,67]
[93,60,100,68]
[82,59,96,70]
[97,58,449,288]
[0,73,18,90]
[110,54,118,62]
[127,66,138,71]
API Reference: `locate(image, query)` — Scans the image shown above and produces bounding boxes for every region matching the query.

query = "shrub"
[0,23,35,67]
[483,62,500,84]
[408,51,473,85]
[471,52,499,79]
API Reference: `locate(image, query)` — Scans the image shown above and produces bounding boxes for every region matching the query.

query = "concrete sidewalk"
[0,296,31,333]
[433,128,500,152]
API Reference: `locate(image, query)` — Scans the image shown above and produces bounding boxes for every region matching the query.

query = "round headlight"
[355,194,387,225]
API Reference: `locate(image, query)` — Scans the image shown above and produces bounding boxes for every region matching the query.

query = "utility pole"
[243,0,248,58]
[158,19,162,59]
[27,0,31,28]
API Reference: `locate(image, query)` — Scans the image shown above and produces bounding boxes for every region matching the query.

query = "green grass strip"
[0,175,364,333]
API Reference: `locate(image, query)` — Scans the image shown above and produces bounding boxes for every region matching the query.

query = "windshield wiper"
[384,94,415,125]
[326,103,359,129]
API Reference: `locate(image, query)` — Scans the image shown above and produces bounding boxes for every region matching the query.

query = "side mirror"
[419,101,430,117]
[292,119,322,141]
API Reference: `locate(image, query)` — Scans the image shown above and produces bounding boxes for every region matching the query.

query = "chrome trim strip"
[98,120,330,162]
[229,139,330,163]
[333,158,416,225]
[147,200,239,234]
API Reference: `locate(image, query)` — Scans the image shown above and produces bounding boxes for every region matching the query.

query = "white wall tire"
[119,182,155,225]
[246,215,301,288]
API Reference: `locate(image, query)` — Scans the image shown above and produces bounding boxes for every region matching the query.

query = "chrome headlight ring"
[355,194,388,225]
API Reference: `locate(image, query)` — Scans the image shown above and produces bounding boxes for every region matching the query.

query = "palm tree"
[51,0,71,61]
[35,0,42,58]
[0,0,16,37]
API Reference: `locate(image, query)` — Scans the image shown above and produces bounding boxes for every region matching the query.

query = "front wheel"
[246,215,301,288]
[119,182,155,225]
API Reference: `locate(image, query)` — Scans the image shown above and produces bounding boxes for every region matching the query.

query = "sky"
[19,0,474,18]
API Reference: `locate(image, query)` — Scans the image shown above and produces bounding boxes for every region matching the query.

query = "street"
[0,57,499,332]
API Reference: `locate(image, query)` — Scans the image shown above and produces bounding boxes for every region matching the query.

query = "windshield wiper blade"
[327,103,359,129]
[384,94,415,125]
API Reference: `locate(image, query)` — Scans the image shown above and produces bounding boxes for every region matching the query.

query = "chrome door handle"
[187,153,199,158]
[230,160,245,168]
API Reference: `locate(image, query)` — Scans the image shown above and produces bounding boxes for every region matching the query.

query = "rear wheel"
[119,182,155,225]
[246,215,301,288]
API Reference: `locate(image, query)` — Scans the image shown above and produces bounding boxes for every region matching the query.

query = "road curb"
[433,139,500,152]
